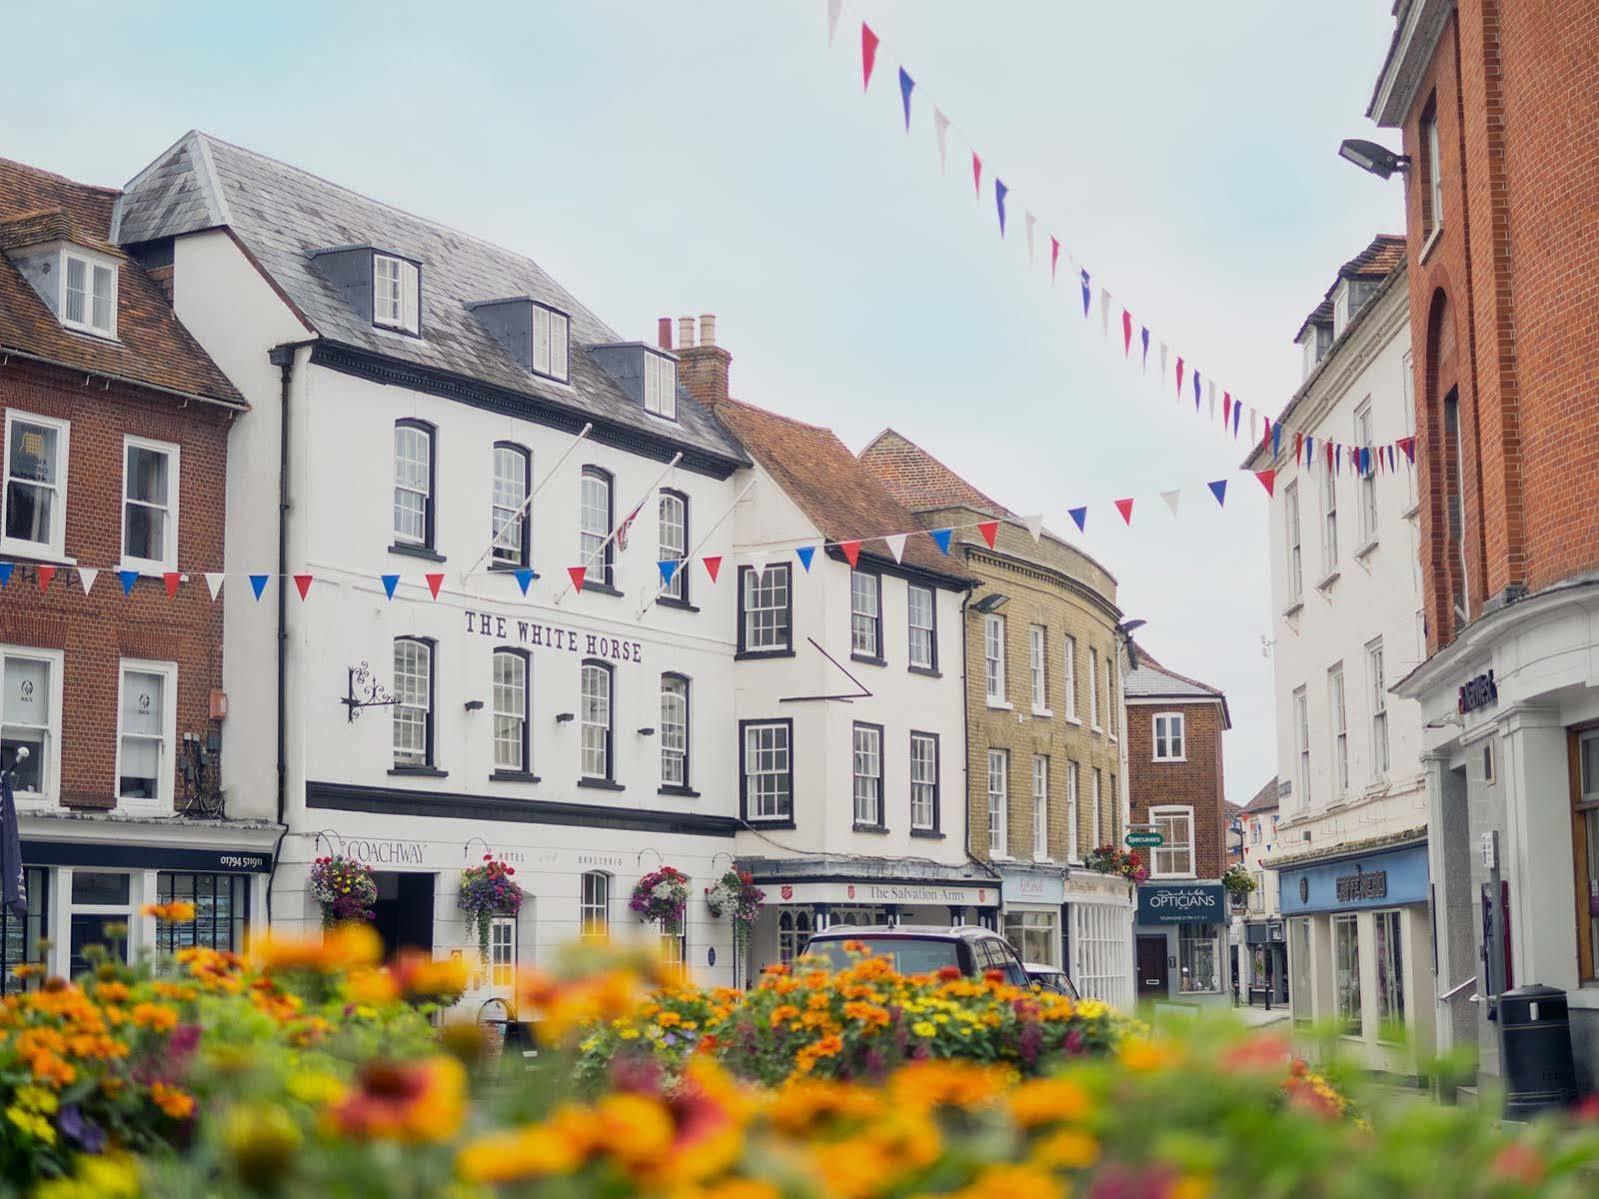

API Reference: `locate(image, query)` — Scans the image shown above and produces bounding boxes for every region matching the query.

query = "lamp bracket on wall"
[342,661,396,723]
[780,638,873,704]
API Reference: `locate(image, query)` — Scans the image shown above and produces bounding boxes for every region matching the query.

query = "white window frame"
[60,248,118,338]
[114,658,177,812]
[644,351,678,420]
[579,469,611,587]
[492,649,528,773]
[1029,624,1049,714]
[1424,111,1443,235]
[658,491,688,603]
[1150,805,1195,878]
[392,638,433,769]
[1091,768,1103,849]
[743,721,792,821]
[1329,662,1349,795]
[1152,712,1186,762]
[983,614,1008,706]
[2,410,71,562]
[1285,480,1303,601]
[660,674,688,788]
[1402,351,1418,507]
[1063,635,1079,720]
[1066,760,1080,863]
[1320,462,1338,575]
[1366,638,1389,780]
[489,916,516,988]
[372,253,420,335]
[580,871,611,941]
[1293,685,1311,808]
[850,571,881,659]
[741,566,791,654]
[1356,399,1378,545]
[392,422,432,548]
[907,585,936,671]
[531,304,570,383]
[909,732,937,832]
[0,645,63,807]
[580,661,612,781]
[987,749,1008,857]
[1032,754,1050,862]
[1089,647,1102,730]
[120,435,179,574]
[1106,657,1119,739]
[491,444,530,569]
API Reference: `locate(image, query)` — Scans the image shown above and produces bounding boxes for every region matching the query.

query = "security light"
[972,593,1010,614]
[463,700,484,712]
[1338,139,1410,180]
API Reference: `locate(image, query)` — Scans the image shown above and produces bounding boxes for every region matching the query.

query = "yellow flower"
[1008,1077,1091,1128]
[1030,1127,1100,1170]
[912,1020,937,1038]
[223,1102,303,1191]
[5,1104,55,1144]
[457,1125,584,1183]
[285,1071,347,1106]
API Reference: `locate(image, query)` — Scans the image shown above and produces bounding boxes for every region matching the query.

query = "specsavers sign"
[1136,882,1227,925]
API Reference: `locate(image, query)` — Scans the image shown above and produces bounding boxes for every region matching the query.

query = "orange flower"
[389,950,470,1000]
[131,1002,179,1033]
[327,1056,466,1143]
[142,901,197,923]
[150,1081,197,1120]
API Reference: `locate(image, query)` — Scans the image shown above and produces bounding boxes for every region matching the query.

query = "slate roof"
[712,399,973,584]
[858,428,1014,517]
[1123,643,1231,727]
[1241,777,1279,814]
[112,132,743,469]
[0,156,243,407]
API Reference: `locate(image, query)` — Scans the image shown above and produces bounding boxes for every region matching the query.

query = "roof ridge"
[0,156,120,197]
[719,394,837,434]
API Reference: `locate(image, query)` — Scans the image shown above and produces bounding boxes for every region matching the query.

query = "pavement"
[1233,1004,1292,1027]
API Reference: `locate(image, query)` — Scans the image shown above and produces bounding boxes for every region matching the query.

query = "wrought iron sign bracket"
[342,662,396,723]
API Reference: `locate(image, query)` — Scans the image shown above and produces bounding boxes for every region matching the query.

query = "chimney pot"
[677,316,696,349]
[657,317,673,350]
[699,314,717,347]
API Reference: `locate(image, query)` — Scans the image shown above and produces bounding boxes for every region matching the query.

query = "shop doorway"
[372,872,435,957]
[1136,935,1169,997]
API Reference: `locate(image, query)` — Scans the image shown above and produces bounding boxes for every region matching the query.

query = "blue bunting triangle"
[380,574,400,600]
[898,67,914,131]
[1068,507,1088,533]
[1140,327,1150,369]
[249,574,269,600]
[1208,480,1228,507]
[0,563,12,588]
[1079,270,1091,318]
[995,179,1008,236]
[1193,370,1202,410]
[118,569,139,596]
[795,545,816,572]
[514,569,535,595]
[930,528,953,555]
[658,560,680,585]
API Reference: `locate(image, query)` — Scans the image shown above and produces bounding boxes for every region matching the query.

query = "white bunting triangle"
[1159,343,1169,386]
[1207,379,1217,421]
[933,108,951,173]
[1100,288,1111,340]
[77,567,98,595]
[1024,212,1037,264]
[1161,489,1182,517]
[883,533,908,564]
[205,572,225,601]
[826,0,842,45]
[746,551,769,577]
[1022,514,1044,541]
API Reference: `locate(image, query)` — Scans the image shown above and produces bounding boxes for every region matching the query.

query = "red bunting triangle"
[35,565,55,590]
[1255,469,1277,497]
[860,23,879,91]
[1049,236,1060,282]
[839,539,862,567]
[970,151,982,199]
[1294,432,1304,463]
[1114,498,1134,525]
[425,573,445,599]
[1121,309,1133,356]
[293,574,313,600]
[703,555,722,583]
[163,571,181,599]
[976,520,999,548]
[567,566,587,593]
[1175,356,1185,399]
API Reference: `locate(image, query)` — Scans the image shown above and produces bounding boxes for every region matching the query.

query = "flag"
[1294,432,1304,464]
[1,766,24,922]
[839,540,862,567]
[1022,514,1044,541]
[381,574,400,600]
[976,520,999,548]
[1223,393,1233,426]
[933,107,951,172]
[425,573,445,599]
[861,23,879,90]
[883,533,908,563]
[930,528,953,555]
[971,151,983,200]
[703,555,723,582]
[616,500,645,552]
[79,567,99,595]
[204,572,224,601]
[1122,309,1133,357]
[118,569,138,596]
[1160,489,1181,516]
[36,566,54,590]
[1114,498,1134,525]
[1141,327,1150,371]
[898,67,914,130]
[1233,398,1243,437]
[1049,236,1060,282]
[1176,356,1185,399]
[1067,507,1088,533]
[514,569,535,595]
[1254,469,1277,497]
[163,572,181,599]
[796,545,817,571]
[995,179,1008,235]
[293,574,313,600]
[1399,436,1416,464]
[1193,369,1202,411]
[1272,422,1283,461]
[567,566,588,593]
[1080,270,1092,318]
[1208,480,1228,507]
[0,564,12,588]
[251,574,271,600]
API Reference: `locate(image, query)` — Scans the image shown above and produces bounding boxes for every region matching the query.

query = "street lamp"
[1338,138,1410,180]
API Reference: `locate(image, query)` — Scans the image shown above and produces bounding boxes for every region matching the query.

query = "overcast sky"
[3,1,1405,801]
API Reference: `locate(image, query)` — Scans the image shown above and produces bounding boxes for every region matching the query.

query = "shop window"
[489,917,516,988]
[1178,924,1219,993]
[2,647,60,800]
[490,442,531,568]
[117,660,175,806]
[155,872,250,954]
[1572,731,1599,982]
[1289,917,1314,1024]
[1375,909,1405,1037]
[1003,910,1059,968]
[1071,902,1130,1008]
[492,649,529,773]
[1151,806,1194,877]
[778,908,813,964]
[580,871,610,942]
[122,437,178,572]
[1333,914,1362,1035]
[657,490,688,603]
[0,866,47,993]
[70,870,132,976]
[579,660,613,781]
[3,411,69,559]
[738,566,791,655]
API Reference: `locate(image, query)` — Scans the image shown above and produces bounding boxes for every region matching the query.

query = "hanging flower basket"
[1222,863,1258,900]
[630,866,690,925]
[308,855,379,928]
[704,869,765,949]
[458,855,525,966]
[1085,845,1149,884]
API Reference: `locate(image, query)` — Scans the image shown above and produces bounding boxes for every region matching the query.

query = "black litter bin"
[1496,984,1578,1120]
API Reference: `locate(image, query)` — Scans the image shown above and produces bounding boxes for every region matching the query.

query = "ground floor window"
[0,866,46,994]
[490,916,516,988]
[1002,909,1059,967]
[1374,909,1404,1036]
[69,870,133,976]
[829,906,889,928]
[777,908,813,964]
[1289,917,1313,1024]
[659,912,687,971]
[1573,729,1599,981]
[1333,914,1362,1035]
[1070,902,1130,1006]
[1178,924,1220,993]
[156,872,250,954]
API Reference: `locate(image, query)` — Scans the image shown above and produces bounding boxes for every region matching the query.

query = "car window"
[986,938,1029,986]
[803,937,961,975]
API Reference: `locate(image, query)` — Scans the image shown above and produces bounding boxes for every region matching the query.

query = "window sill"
[1315,569,1341,592]
[117,560,178,579]
[850,653,887,668]
[910,828,946,840]
[578,581,623,598]
[1153,756,1188,764]
[1064,715,1083,727]
[657,784,701,799]
[1090,725,1103,736]
[1418,224,1443,265]
[1282,600,1304,619]
[908,664,942,678]
[1401,501,1420,521]
[489,770,541,784]
[655,597,699,613]
[852,823,890,835]
[1354,538,1380,560]
[576,778,624,792]
[1031,706,1054,719]
[487,563,536,576]
[735,648,795,661]
[986,699,1014,712]
[744,818,796,830]
[389,766,448,778]
[0,545,75,568]
[389,543,446,563]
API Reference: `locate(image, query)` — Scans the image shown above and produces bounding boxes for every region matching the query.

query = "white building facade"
[116,133,757,1003]
[1246,238,1435,1071]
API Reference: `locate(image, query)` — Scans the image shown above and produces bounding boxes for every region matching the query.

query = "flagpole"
[635,477,757,619]
[462,422,593,581]
[552,452,683,606]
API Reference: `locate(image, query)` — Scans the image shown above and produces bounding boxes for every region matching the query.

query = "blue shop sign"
[1279,841,1428,916]
[1136,882,1227,925]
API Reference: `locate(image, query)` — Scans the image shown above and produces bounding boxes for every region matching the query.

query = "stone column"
[1424,750,1477,1059]
[1499,705,1580,991]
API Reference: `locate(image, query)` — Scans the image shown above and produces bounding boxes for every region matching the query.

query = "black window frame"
[579,466,617,594]
[390,634,441,775]
[851,720,886,832]
[736,563,795,658]
[391,418,440,560]
[907,583,939,675]
[154,872,250,955]
[657,488,691,608]
[658,671,694,795]
[490,645,533,779]
[577,658,618,788]
[490,441,532,570]
[739,717,795,827]
[909,729,942,837]
[849,568,885,666]
[0,866,47,994]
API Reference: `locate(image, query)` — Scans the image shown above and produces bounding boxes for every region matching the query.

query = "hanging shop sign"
[1125,831,1164,848]
[464,608,643,666]
[1136,882,1227,925]
[1458,670,1498,715]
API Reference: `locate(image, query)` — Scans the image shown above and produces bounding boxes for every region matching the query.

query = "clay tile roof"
[857,428,1014,517]
[1293,234,1407,342]
[0,156,242,407]
[713,400,973,584]
[1242,778,1279,814]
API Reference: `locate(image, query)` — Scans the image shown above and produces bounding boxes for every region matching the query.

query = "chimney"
[657,317,673,350]
[665,312,731,409]
[147,264,175,304]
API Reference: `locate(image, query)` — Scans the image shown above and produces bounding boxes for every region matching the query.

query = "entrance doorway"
[371,872,435,957]
[1137,934,1169,997]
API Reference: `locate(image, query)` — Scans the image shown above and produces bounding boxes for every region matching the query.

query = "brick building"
[859,429,1134,1007]
[1123,647,1231,1008]
[1371,0,1599,1088]
[0,156,274,987]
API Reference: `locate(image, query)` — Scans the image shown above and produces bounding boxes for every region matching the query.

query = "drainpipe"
[960,585,1002,931]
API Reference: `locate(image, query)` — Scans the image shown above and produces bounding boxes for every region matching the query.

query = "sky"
[1,0,1406,801]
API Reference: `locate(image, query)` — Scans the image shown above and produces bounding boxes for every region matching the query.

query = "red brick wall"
[0,359,230,809]
[1401,2,1599,652]
[1125,700,1227,879]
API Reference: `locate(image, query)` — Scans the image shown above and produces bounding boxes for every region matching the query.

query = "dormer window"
[532,303,570,382]
[373,253,420,335]
[62,252,117,337]
[644,351,677,420]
